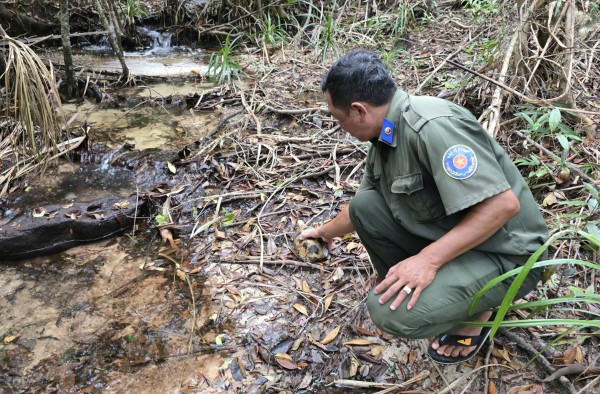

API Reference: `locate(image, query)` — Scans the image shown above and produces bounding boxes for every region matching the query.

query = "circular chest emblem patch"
[443,145,477,179]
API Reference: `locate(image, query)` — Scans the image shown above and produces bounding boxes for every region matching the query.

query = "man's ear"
[350,102,368,121]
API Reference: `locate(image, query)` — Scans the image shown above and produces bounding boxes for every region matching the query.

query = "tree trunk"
[105,0,124,39]
[92,0,130,81]
[59,0,79,99]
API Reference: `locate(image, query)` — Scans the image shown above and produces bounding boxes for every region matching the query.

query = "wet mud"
[0,237,225,393]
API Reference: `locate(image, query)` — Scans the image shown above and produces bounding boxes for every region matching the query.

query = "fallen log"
[0,195,147,261]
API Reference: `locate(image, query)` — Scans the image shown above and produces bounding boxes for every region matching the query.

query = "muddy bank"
[0,239,226,393]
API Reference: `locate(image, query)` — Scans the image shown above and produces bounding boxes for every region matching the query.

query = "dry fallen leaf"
[349,357,359,377]
[344,242,361,253]
[507,384,534,394]
[293,303,309,316]
[32,208,46,218]
[301,280,311,293]
[324,293,334,311]
[293,277,302,289]
[542,192,558,206]
[297,372,312,389]
[266,235,277,255]
[112,201,129,209]
[3,334,20,343]
[563,344,584,364]
[307,333,338,352]
[360,364,370,377]
[167,161,177,174]
[369,345,387,357]
[160,228,179,250]
[291,337,304,351]
[215,334,225,346]
[488,381,497,394]
[343,339,374,346]
[320,325,340,345]
[352,324,376,336]
[492,347,512,362]
[230,358,245,381]
[331,266,344,281]
[274,353,298,370]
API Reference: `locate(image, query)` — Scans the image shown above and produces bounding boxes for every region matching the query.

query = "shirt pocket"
[390,173,445,223]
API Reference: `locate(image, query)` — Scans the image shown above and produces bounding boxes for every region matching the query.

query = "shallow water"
[63,92,218,151]
[43,44,208,77]
[9,77,219,209]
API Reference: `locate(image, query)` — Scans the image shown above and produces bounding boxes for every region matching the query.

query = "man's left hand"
[373,255,438,310]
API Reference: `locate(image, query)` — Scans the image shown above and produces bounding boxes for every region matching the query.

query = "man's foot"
[427,310,493,364]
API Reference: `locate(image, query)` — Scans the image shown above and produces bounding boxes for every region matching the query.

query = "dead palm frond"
[0,28,71,198]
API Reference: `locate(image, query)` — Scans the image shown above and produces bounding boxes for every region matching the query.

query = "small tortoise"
[292,225,329,263]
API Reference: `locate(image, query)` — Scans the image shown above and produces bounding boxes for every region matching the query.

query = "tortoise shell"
[292,226,329,263]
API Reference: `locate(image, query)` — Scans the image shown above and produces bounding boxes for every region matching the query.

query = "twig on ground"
[446,59,600,116]
[483,340,494,394]
[241,89,262,135]
[222,258,370,271]
[414,30,484,94]
[263,104,329,115]
[437,364,510,394]
[333,370,429,392]
[510,128,600,190]
[542,364,600,382]
[500,328,578,394]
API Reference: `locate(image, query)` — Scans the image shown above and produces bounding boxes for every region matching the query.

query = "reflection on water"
[10,161,135,209]
[43,27,219,150]
[62,83,219,151]
[45,49,208,77]
[83,56,207,76]
[0,239,224,393]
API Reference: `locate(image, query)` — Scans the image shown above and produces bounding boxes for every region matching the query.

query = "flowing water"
[58,26,208,77]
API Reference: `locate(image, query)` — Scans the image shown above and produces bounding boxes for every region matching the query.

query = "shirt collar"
[377,90,409,148]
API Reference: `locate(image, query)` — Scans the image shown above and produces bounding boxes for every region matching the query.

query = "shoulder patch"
[378,118,395,145]
[443,145,477,180]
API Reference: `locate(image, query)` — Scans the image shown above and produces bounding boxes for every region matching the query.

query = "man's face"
[325,91,375,142]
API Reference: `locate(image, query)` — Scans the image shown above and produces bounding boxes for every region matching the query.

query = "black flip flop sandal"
[427,326,492,365]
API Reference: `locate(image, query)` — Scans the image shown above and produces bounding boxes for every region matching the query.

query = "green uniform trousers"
[349,190,541,339]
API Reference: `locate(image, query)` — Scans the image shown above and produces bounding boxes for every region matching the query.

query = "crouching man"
[301,50,547,364]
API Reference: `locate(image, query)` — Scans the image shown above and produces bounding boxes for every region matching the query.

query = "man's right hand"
[297,202,356,250]
[298,226,334,249]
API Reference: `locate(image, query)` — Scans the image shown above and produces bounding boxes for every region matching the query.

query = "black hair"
[320,50,397,112]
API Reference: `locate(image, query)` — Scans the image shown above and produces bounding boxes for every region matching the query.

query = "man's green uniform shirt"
[358,90,547,257]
